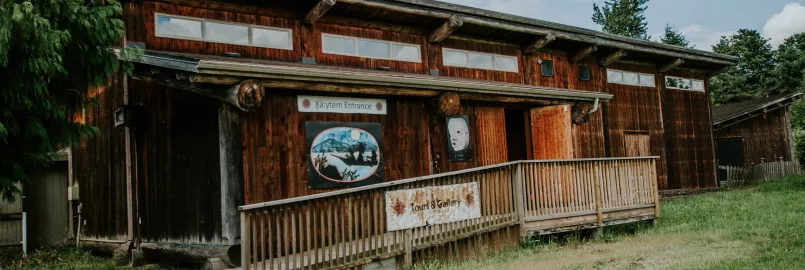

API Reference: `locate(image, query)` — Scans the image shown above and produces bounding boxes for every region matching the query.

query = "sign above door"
[298,95,387,115]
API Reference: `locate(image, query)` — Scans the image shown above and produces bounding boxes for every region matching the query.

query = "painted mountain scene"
[306,122,383,189]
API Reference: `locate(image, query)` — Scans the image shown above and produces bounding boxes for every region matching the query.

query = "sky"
[437,0,805,51]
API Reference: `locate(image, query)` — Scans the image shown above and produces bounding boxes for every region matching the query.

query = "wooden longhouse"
[71,0,739,268]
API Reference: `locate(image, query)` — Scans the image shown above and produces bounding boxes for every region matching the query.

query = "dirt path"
[439,232,753,270]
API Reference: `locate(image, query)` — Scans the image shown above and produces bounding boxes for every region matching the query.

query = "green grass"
[0,245,118,270]
[414,174,805,270]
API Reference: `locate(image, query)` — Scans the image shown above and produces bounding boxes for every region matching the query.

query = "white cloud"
[762,2,805,48]
[677,24,735,51]
[437,0,540,18]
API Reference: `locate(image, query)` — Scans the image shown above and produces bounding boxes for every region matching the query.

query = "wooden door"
[624,133,650,157]
[529,105,573,159]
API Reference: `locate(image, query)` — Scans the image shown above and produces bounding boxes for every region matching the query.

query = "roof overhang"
[713,92,803,130]
[125,51,613,105]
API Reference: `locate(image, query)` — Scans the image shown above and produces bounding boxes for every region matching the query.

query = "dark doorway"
[505,109,528,161]
[715,138,745,182]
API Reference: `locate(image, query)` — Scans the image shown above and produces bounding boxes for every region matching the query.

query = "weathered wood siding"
[129,80,226,243]
[72,74,129,240]
[603,63,669,189]
[661,71,717,189]
[714,107,792,167]
[23,162,70,249]
[0,184,22,247]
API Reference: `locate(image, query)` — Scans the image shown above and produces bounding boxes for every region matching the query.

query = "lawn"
[416,174,805,270]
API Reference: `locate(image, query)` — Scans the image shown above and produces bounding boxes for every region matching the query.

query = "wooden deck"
[239,157,660,270]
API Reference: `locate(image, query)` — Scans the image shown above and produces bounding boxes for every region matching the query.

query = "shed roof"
[712,92,803,128]
[126,50,614,103]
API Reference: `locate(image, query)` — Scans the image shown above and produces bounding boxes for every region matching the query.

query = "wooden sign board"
[298,95,387,115]
[385,182,481,231]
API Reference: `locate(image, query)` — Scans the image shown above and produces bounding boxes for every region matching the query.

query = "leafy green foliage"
[660,24,691,48]
[774,33,805,91]
[0,0,129,202]
[709,29,777,105]
[592,0,651,40]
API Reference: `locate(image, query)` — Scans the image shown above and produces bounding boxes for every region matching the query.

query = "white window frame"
[665,76,705,92]
[154,13,294,50]
[442,48,519,73]
[606,69,656,87]
[321,33,422,63]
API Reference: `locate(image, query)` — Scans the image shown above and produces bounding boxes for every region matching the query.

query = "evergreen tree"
[592,0,651,40]
[709,29,776,105]
[0,0,134,201]
[660,24,691,48]
[773,33,805,91]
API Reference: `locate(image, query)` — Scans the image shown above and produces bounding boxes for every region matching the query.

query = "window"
[205,21,249,45]
[540,60,554,77]
[155,15,203,40]
[665,76,705,91]
[321,33,422,63]
[442,48,518,72]
[578,65,591,81]
[154,13,293,50]
[606,69,656,87]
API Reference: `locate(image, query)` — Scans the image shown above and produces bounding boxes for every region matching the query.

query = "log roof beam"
[429,15,463,43]
[304,0,337,24]
[600,49,627,67]
[571,45,598,63]
[524,33,556,55]
[659,58,685,73]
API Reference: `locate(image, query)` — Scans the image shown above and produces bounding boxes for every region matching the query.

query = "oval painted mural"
[310,126,381,183]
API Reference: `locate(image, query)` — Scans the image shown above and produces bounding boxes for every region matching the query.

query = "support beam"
[600,49,627,67]
[572,45,598,63]
[659,58,685,73]
[132,71,264,111]
[429,15,463,43]
[524,32,556,54]
[304,0,336,24]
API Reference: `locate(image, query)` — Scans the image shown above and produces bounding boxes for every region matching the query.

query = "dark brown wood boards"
[714,107,792,167]
[661,70,717,189]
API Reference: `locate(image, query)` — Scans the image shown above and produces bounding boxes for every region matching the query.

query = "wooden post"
[651,160,660,218]
[304,0,336,24]
[429,15,463,43]
[403,229,413,268]
[593,163,603,237]
[240,211,250,270]
[512,164,526,227]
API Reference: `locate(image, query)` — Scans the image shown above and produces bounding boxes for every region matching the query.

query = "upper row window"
[155,14,293,50]
[665,76,705,91]
[606,69,655,87]
[442,48,518,73]
[321,34,421,63]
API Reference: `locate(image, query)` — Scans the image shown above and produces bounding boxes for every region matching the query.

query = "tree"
[709,29,776,105]
[592,0,651,40]
[0,0,132,201]
[660,24,691,48]
[773,33,805,91]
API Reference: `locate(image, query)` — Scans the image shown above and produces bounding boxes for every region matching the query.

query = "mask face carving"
[447,117,470,151]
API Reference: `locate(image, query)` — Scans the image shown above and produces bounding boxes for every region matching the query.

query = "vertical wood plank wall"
[0,184,22,247]
[529,105,573,159]
[128,80,226,243]
[72,73,129,240]
[23,162,70,250]
[604,63,669,189]
[662,70,718,189]
[714,108,792,167]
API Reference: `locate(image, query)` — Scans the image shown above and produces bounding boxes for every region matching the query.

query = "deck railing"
[239,157,659,269]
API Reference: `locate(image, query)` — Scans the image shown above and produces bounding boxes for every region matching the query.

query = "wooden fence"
[239,157,659,269]
[720,160,802,188]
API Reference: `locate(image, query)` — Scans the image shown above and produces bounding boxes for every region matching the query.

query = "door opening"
[505,108,528,161]
[715,138,745,182]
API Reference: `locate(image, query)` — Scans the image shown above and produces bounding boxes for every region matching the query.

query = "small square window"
[607,70,623,83]
[540,60,554,77]
[639,74,655,86]
[578,65,591,81]
[692,80,705,91]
